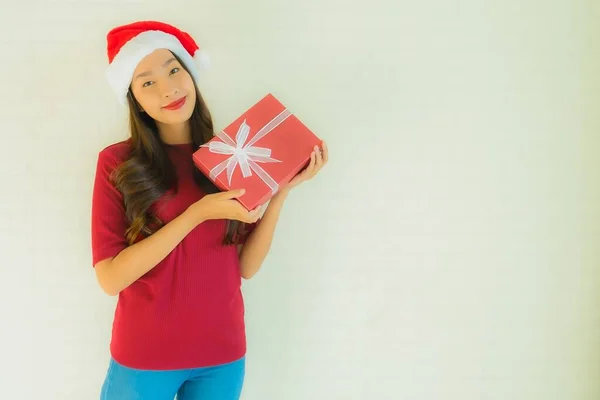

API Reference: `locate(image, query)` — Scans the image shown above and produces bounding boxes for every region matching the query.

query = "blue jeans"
[100,356,245,400]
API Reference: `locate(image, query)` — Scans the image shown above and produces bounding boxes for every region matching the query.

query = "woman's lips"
[162,96,187,110]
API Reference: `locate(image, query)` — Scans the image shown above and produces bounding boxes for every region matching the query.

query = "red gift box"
[192,93,322,210]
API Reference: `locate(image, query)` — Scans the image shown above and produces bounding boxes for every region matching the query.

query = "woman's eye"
[141,68,178,88]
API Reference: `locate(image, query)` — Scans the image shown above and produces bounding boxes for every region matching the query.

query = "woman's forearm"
[238,190,289,279]
[95,208,203,296]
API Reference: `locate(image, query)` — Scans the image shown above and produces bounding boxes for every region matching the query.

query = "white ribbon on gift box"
[201,108,292,195]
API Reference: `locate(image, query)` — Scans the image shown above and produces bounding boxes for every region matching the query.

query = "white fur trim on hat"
[194,48,211,70]
[106,30,203,106]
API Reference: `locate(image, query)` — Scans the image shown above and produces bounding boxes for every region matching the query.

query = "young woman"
[91,21,328,400]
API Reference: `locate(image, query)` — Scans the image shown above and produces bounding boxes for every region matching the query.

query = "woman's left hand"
[282,141,329,193]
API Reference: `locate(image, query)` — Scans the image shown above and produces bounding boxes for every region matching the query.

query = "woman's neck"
[157,121,192,145]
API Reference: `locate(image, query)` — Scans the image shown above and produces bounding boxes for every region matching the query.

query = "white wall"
[1,0,598,399]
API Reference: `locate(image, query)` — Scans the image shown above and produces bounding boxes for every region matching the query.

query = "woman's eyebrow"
[133,57,177,81]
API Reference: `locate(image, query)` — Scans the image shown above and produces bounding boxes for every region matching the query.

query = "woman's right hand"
[187,189,262,225]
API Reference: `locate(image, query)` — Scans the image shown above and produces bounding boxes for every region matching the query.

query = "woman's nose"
[164,87,179,98]
[159,80,179,98]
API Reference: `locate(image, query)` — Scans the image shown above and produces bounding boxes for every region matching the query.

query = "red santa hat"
[105,20,210,105]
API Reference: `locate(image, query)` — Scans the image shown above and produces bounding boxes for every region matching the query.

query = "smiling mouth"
[162,96,187,110]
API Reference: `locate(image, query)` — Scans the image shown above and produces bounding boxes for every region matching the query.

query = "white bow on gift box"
[201,108,291,195]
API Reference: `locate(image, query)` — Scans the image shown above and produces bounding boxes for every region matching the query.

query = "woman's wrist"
[186,202,208,226]
[273,187,290,201]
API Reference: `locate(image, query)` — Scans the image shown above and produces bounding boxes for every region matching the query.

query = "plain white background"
[0,0,598,399]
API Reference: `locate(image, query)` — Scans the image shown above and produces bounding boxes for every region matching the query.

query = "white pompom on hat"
[105,20,209,105]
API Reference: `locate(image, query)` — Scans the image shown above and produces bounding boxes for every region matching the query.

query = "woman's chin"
[154,109,194,125]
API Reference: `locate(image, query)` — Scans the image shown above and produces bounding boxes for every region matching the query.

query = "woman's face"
[129,49,197,125]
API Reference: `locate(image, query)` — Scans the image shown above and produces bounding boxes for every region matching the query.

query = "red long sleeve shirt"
[91,140,251,370]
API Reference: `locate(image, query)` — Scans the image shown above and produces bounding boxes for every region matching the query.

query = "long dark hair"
[110,54,246,246]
